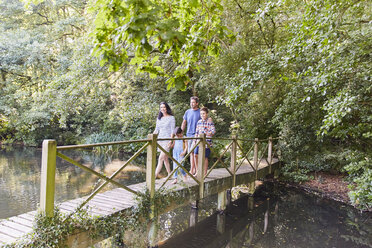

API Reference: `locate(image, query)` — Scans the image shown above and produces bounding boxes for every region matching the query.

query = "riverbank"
[288,172,353,207]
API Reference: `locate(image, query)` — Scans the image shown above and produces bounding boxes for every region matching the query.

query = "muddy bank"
[283,172,366,210]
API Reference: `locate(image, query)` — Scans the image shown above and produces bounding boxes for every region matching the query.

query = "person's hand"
[180,151,186,157]
[207,117,213,123]
[167,141,173,148]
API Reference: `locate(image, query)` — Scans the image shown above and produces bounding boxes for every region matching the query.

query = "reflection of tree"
[243,184,372,248]
[159,182,371,248]
[0,147,147,219]
[0,147,41,218]
[340,211,372,247]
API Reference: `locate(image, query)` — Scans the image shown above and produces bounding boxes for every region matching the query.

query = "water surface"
[1,146,371,248]
[158,183,371,248]
[0,146,146,219]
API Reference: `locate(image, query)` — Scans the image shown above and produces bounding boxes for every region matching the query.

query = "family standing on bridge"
[153,96,216,184]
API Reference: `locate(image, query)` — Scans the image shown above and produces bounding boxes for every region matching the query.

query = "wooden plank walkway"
[0,159,279,247]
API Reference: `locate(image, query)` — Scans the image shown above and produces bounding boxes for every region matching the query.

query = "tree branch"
[36,12,53,25]
[256,19,271,50]
[2,69,31,81]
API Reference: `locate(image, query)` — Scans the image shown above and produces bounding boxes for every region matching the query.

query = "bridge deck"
[0,159,279,246]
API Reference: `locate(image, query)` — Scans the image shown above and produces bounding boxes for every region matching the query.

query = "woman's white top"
[154,115,175,152]
[154,115,175,138]
[154,115,176,139]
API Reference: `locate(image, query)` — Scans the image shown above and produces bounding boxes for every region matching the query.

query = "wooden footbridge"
[0,134,280,247]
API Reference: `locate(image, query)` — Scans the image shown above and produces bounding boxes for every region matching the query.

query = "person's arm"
[181,140,187,157]
[168,116,176,147]
[170,116,175,135]
[154,118,159,134]
[195,122,200,137]
[181,119,187,132]
[169,141,175,148]
[206,120,216,137]
[193,121,200,146]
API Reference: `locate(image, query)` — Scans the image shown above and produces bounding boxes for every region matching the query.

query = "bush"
[0,114,14,142]
[344,152,372,210]
[84,132,125,154]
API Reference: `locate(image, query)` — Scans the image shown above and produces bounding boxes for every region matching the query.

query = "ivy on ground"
[4,187,183,247]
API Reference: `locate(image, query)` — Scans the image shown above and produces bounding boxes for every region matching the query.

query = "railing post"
[146,133,158,247]
[230,135,237,187]
[253,138,258,179]
[40,139,57,217]
[197,133,206,199]
[146,133,157,213]
[268,136,273,173]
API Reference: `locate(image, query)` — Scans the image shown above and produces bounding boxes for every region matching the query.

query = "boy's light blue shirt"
[183,108,201,137]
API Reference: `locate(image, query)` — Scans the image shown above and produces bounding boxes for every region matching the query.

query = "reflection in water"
[157,182,371,248]
[0,146,146,219]
[1,146,371,248]
[94,183,371,248]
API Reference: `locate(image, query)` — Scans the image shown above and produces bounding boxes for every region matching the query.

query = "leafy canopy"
[88,0,234,90]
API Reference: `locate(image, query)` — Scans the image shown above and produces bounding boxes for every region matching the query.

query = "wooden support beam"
[216,214,226,234]
[40,139,57,217]
[146,134,157,201]
[248,181,255,195]
[247,196,254,210]
[274,169,280,179]
[197,133,206,198]
[189,208,198,227]
[146,134,158,247]
[226,189,231,207]
[253,138,258,179]
[248,221,254,244]
[268,136,273,173]
[147,216,159,248]
[264,199,270,233]
[230,135,237,187]
[217,190,227,212]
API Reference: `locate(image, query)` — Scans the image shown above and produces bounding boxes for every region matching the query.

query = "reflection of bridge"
[160,194,278,248]
[0,134,280,247]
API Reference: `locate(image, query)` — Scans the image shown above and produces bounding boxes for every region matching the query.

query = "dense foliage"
[1,0,371,209]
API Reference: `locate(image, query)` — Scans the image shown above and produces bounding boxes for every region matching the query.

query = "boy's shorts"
[194,146,211,158]
[187,139,194,153]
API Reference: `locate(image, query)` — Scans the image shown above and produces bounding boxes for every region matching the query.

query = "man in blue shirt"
[181,96,201,176]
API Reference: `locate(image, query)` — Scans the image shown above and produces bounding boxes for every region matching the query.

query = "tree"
[89,0,234,93]
[0,0,91,145]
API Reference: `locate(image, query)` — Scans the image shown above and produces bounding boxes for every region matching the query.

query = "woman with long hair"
[154,102,175,178]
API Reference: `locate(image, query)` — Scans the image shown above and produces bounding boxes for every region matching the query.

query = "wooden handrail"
[204,141,233,179]
[56,152,140,196]
[56,136,275,150]
[40,135,280,217]
[57,139,150,150]
[158,140,201,188]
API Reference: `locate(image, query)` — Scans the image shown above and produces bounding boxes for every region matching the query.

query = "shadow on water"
[156,182,372,248]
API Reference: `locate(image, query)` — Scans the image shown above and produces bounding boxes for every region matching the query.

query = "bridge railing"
[40,134,279,217]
